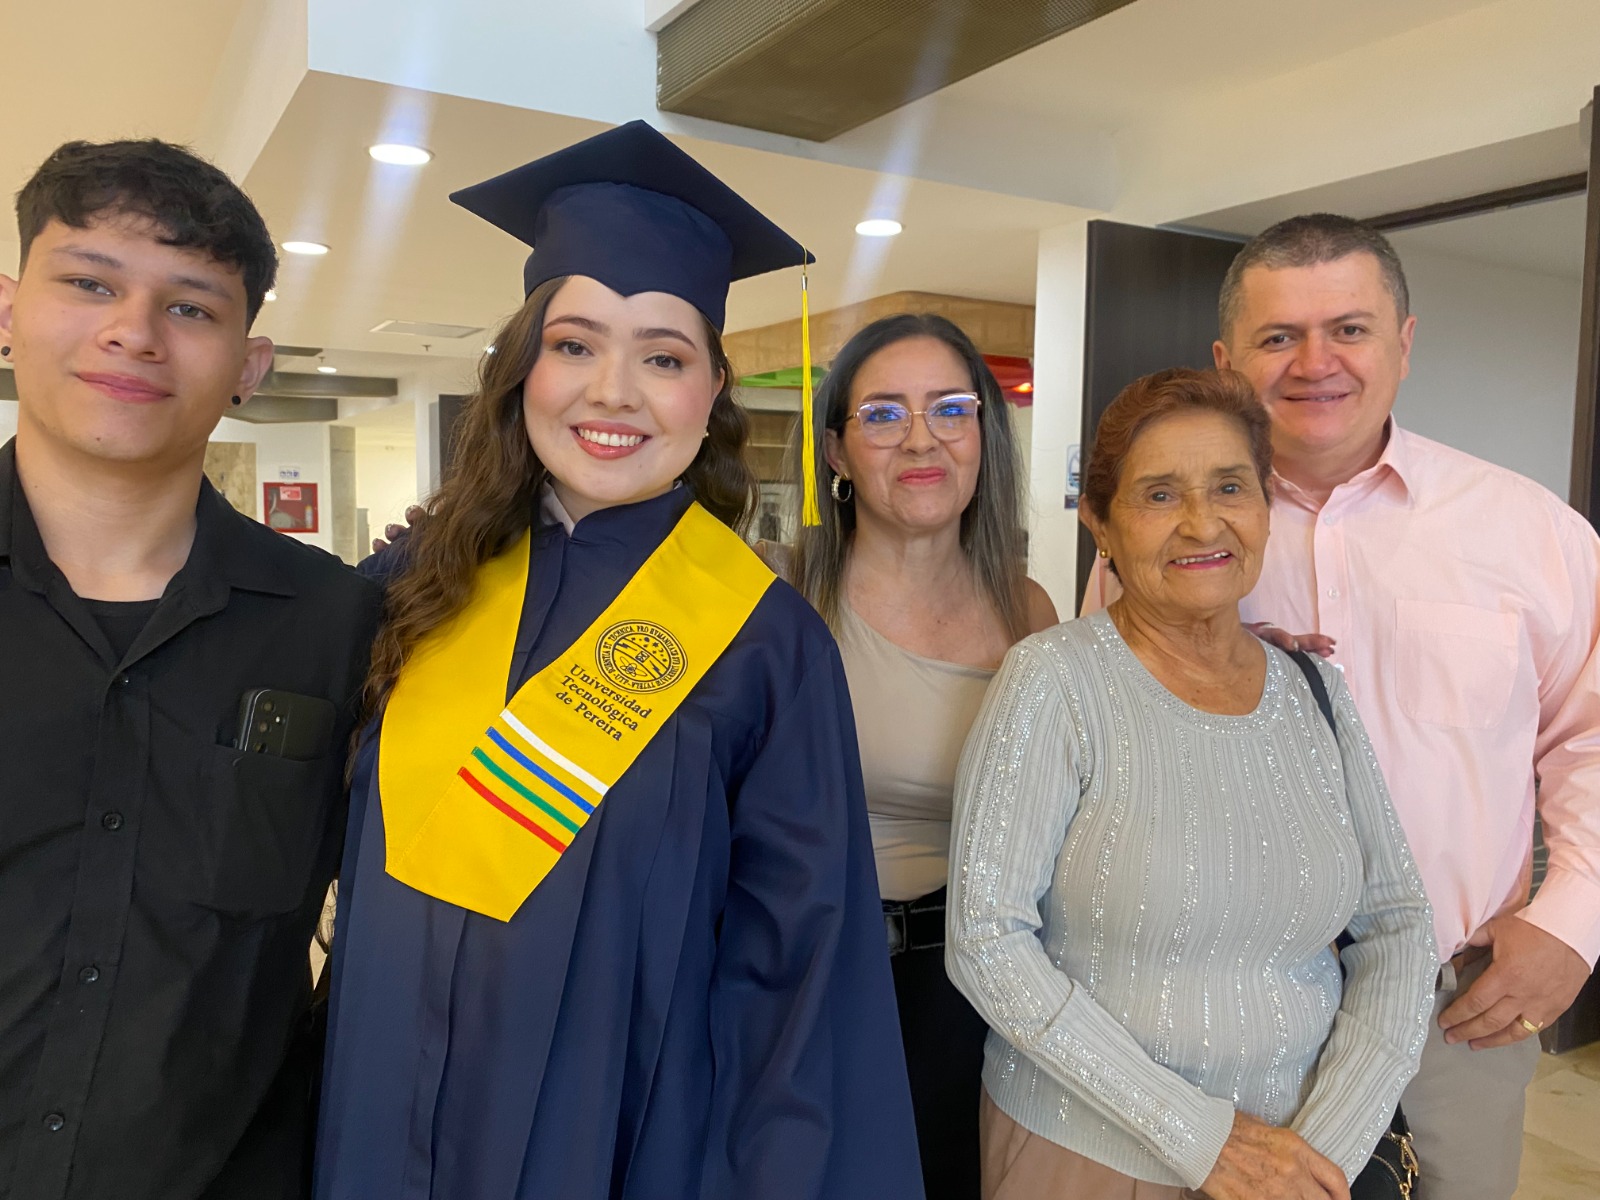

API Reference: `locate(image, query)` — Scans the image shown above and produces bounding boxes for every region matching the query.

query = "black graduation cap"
[450,120,813,330]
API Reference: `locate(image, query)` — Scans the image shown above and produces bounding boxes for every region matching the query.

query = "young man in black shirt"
[0,140,380,1200]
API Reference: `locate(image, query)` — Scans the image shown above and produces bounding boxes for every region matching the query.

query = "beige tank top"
[836,606,996,902]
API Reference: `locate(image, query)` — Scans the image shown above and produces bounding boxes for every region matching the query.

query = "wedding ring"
[1518,1016,1543,1034]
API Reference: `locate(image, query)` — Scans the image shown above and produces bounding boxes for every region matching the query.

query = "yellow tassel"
[800,252,821,527]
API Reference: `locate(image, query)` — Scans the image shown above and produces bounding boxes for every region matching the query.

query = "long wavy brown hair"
[364,276,757,718]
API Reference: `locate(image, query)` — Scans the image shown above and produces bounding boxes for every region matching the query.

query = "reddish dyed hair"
[1082,367,1272,521]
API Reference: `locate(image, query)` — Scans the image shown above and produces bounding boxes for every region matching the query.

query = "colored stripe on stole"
[499,709,609,800]
[488,723,600,813]
[457,767,569,853]
[469,746,582,835]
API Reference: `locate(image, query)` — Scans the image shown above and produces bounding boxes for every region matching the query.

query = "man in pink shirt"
[1084,214,1600,1199]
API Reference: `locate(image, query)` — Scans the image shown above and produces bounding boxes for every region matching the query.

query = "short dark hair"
[1083,367,1272,526]
[1218,213,1409,341]
[16,139,278,323]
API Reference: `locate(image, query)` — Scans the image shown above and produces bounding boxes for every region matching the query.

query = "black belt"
[884,887,947,956]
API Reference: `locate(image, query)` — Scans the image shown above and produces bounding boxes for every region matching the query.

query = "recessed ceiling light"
[264,289,278,302]
[282,240,329,256]
[317,364,338,374]
[855,218,903,238]
[369,143,433,167]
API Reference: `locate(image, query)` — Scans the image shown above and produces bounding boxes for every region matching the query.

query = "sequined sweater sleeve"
[944,636,1237,1187]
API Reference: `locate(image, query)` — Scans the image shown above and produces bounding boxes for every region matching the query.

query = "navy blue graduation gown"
[315,489,924,1200]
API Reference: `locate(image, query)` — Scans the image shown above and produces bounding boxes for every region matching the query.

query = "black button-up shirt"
[0,441,381,1200]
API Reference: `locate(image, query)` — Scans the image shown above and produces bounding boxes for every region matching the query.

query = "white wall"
[1026,221,1090,616]
[1385,244,1581,497]
[355,438,420,533]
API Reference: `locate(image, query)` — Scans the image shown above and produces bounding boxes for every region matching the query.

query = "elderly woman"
[947,368,1436,1200]
[786,313,1057,1198]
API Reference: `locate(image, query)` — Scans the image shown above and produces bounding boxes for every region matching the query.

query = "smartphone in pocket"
[235,688,337,760]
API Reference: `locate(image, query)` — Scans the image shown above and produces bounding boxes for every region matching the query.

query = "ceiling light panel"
[369,143,433,166]
[370,319,486,339]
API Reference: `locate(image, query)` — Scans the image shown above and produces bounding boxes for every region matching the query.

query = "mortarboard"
[449,119,812,331]
[451,120,824,524]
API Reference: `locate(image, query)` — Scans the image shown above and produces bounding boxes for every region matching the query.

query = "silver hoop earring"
[830,474,853,503]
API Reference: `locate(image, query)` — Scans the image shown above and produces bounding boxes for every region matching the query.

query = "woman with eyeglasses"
[783,314,1058,1200]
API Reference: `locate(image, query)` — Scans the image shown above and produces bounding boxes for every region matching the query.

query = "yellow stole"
[379,502,775,921]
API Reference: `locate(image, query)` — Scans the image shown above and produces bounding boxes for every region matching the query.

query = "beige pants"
[1400,952,1542,1200]
[980,1089,1196,1200]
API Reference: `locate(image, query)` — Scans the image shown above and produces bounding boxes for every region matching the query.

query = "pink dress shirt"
[1083,422,1600,967]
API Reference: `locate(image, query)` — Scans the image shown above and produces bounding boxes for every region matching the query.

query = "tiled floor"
[1515,1041,1600,1199]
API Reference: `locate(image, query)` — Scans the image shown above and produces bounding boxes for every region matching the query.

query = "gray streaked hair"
[787,313,1030,642]
[1218,213,1410,341]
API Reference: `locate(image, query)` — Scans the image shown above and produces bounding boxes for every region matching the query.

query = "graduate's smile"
[572,420,650,458]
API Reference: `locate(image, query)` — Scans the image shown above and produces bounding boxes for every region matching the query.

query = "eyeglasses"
[850,394,982,448]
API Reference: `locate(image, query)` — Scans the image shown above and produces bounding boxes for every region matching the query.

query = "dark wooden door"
[1076,220,1243,607]
[1551,83,1600,1054]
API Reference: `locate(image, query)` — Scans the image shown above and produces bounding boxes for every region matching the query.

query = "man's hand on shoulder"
[1246,622,1336,658]
[1440,915,1592,1049]
[371,505,426,555]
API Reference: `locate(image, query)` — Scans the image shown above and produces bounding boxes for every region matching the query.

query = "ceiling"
[241,72,1093,371]
[918,0,1507,133]
[1,0,1590,399]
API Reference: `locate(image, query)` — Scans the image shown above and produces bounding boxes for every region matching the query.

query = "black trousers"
[889,916,989,1200]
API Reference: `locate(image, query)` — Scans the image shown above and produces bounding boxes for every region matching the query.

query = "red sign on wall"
[264,482,319,533]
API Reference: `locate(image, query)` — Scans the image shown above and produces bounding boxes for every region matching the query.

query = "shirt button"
[115,674,131,687]
[101,812,124,832]
[43,1112,65,1132]
[1327,588,1340,599]
[1323,515,1335,526]
[79,965,100,984]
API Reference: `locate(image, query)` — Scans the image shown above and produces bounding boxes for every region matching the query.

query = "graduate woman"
[314,122,924,1200]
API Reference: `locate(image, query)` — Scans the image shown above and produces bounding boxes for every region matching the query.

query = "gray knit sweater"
[946,613,1436,1188]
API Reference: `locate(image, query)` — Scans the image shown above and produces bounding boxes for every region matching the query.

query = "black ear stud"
[230,395,242,406]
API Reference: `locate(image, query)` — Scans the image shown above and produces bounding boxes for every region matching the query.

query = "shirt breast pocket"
[202,744,342,917]
[1395,599,1519,730]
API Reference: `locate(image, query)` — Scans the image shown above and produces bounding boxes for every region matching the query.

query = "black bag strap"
[1288,650,1356,953]
[1288,650,1412,1145]
[1288,649,1337,735]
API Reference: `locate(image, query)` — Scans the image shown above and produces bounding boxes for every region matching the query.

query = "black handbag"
[1350,1108,1419,1199]
[1289,651,1420,1200]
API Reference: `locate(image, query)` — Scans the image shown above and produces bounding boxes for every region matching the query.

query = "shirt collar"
[0,437,296,599]
[537,480,690,545]
[184,479,299,597]
[1272,417,1414,509]
[0,439,20,562]
[538,483,576,534]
